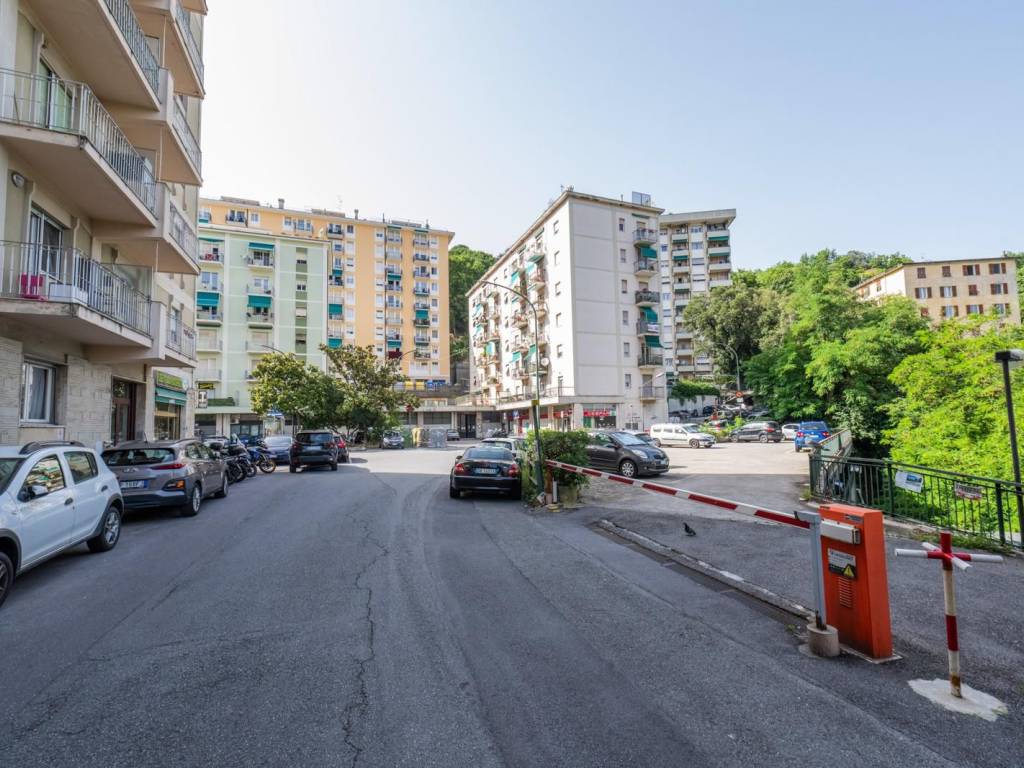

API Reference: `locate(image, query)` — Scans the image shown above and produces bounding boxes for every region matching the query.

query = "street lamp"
[720,342,741,393]
[995,349,1024,530]
[480,279,545,502]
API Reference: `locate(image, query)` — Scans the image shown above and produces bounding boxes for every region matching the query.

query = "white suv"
[0,441,123,610]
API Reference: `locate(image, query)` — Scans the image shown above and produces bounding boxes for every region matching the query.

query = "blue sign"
[267,410,283,418]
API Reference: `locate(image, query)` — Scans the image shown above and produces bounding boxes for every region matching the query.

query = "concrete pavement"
[0,446,1006,767]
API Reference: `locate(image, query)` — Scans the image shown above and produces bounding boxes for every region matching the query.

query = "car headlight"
[631,449,648,459]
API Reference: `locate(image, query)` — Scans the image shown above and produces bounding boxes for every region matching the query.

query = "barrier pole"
[796,509,827,630]
[939,532,962,698]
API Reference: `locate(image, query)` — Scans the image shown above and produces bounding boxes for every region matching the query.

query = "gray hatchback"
[102,440,228,517]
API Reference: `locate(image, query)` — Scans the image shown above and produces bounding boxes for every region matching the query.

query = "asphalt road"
[0,447,989,767]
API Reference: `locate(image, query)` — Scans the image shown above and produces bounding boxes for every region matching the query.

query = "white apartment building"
[468,190,735,432]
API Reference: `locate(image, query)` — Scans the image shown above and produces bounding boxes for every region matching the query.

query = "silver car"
[102,440,228,517]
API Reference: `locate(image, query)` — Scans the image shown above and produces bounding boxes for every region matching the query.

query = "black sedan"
[450,446,521,499]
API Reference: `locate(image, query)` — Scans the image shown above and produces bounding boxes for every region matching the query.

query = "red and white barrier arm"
[544,459,858,543]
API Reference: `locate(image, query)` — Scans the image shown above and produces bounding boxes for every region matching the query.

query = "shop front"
[582,404,617,430]
[154,371,189,440]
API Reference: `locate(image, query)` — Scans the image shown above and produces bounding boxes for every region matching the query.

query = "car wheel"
[759,434,768,443]
[179,484,201,517]
[214,473,229,499]
[331,461,338,471]
[0,551,13,610]
[449,483,460,499]
[289,464,297,473]
[729,434,739,443]
[87,504,122,553]
[794,443,801,452]
[689,439,699,449]
[618,459,638,478]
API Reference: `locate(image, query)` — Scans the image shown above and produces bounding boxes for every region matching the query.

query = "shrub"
[521,429,591,500]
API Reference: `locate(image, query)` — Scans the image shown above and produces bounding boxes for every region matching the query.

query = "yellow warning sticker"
[828,548,857,580]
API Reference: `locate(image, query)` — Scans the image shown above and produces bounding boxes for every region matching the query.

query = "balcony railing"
[636,320,660,335]
[196,335,221,351]
[245,254,275,268]
[639,385,666,399]
[246,311,273,324]
[195,368,221,380]
[196,308,221,323]
[105,0,161,95]
[175,4,205,85]
[634,258,658,274]
[247,283,273,295]
[198,250,222,264]
[172,99,202,173]
[166,313,196,359]
[169,203,198,264]
[0,68,157,214]
[637,352,664,367]
[0,241,151,335]
[635,289,659,305]
[633,228,658,244]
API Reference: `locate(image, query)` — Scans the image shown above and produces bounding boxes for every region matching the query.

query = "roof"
[854,255,1013,289]
[660,208,737,225]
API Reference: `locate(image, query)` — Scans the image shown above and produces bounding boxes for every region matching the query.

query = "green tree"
[1004,251,1024,298]
[249,352,344,429]
[884,315,1024,478]
[322,344,419,436]
[670,379,720,401]
[448,244,495,338]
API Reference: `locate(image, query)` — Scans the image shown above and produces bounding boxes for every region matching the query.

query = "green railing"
[809,455,1023,549]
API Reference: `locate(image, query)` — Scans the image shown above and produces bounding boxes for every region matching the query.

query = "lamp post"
[480,279,545,501]
[721,342,741,393]
[995,349,1024,532]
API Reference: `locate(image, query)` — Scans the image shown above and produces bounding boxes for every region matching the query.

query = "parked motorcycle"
[248,442,277,474]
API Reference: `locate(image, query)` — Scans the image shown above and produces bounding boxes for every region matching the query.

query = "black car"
[586,430,669,478]
[729,420,783,443]
[289,431,346,472]
[450,446,521,499]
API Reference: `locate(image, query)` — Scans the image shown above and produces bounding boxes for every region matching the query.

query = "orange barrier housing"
[818,504,894,659]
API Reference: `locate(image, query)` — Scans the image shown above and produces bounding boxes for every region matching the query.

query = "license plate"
[475,468,498,475]
[120,480,146,489]
[305,446,321,453]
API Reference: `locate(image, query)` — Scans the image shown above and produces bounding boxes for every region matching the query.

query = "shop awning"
[196,291,220,308]
[248,295,272,309]
[155,386,188,406]
[249,242,275,250]
[639,246,657,260]
[642,306,659,322]
[328,303,343,315]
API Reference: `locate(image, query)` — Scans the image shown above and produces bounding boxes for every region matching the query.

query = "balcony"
[672,249,689,260]
[413,317,431,328]
[165,313,196,363]
[708,245,731,257]
[245,253,275,269]
[198,249,223,265]
[245,283,272,296]
[673,262,691,275]
[528,270,546,287]
[196,307,222,325]
[135,0,205,98]
[94,185,198,275]
[386,248,403,261]
[413,284,431,296]
[413,253,430,262]
[639,385,665,401]
[246,311,274,327]
[709,278,731,288]
[194,368,221,382]
[0,241,151,347]
[246,340,272,354]
[633,228,658,246]
[671,232,689,244]
[535,301,548,317]
[414,336,431,346]
[0,68,158,225]
[637,352,663,369]
[709,260,731,272]
[634,258,658,276]
[413,349,431,361]
[25,0,161,110]
[634,289,659,307]
[195,334,221,351]
[385,283,402,293]
[514,311,530,327]
[636,320,660,336]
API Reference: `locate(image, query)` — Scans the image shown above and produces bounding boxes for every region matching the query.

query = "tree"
[1004,251,1024,298]
[249,352,344,430]
[448,244,495,338]
[322,344,419,436]
[671,379,720,401]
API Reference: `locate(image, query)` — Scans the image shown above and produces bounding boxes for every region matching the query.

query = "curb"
[596,519,813,622]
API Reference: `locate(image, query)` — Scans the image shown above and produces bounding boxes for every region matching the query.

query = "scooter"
[248,442,276,474]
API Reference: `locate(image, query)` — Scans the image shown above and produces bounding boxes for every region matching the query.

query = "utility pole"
[995,349,1024,532]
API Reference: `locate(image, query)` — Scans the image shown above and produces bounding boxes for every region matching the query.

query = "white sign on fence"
[894,470,924,493]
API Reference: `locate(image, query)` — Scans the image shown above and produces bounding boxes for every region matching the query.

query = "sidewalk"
[571,474,1024,711]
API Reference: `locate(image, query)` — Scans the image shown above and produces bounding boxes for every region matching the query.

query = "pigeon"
[684,522,697,537]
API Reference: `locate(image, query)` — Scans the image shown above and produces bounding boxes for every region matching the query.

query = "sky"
[200,0,1024,269]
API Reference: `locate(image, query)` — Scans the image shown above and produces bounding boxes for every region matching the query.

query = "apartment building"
[855,257,1019,323]
[0,1,207,445]
[194,197,452,438]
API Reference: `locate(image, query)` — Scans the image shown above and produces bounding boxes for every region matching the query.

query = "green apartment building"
[194,220,327,439]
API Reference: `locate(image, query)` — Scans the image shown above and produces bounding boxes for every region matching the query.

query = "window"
[185,443,203,460]
[23,456,65,494]
[620,279,628,294]
[874,283,881,293]
[994,303,1011,315]
[916,267,927,279]
[620,248,627,263]
[556,344,563,358]
[689,226,704,234]
[941,305,959,318]
[989,263,1007,275]
[295,307,308,318]
[913,287,932,299]
[22,362,55,422]
[553,250,560,266]
[623,342,631,358]
[555,313,563,328]
[65,452,98,484]
[939,285,956,298]
[942,266,952,277]
[963,264,980,276]
[624,373,632,389]
[618,218,625,232]
[966,304,984,315]
[555,281,562,296]
[227,209,246,223]
[992,283,1009,295]
[553,220,560,235]
[347,224,355,234]
[968,284,978,296]
[296,282,307,293]
[691,242,704,250]
[622,310,629,326]
[250,212,260,226]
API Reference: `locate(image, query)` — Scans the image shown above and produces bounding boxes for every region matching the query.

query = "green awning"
[708,233,729,241]
[387,271,402,280]
[646,336,662,347]
[248,295,272,309]
[196,291,220,308]
[249,242,275,250]
[529,344,537,358]
[642,307,659,322]
[328,303,343,315]
[673,253,689,261]
[415,309,429,319]
[155,386,188,406]
[327,338,342,349]
[199,236,223,243]
[387,339,402,348]
[510,271,519,283]
[511,351,521,362]
[332,268,343,276]
[639,246,657,259]
[485,342,495,356]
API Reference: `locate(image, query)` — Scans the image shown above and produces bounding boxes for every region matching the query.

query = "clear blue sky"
[201,0,1024,268]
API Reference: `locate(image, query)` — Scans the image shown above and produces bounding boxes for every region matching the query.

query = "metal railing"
[246,311,274,324]
[639,386,666,399]
[166,312,196,359]
[175,4,205,85]
[245,254,275,268]
[635,289,659,304]
[809,454,1023,549]
[172,99,202,172]
[246,283,273,296]
[0,241,151,335]
[195,335,221,351]
[633,228,658,243]
[198,250,222,264]
[105,0,161,95]
[636,320,659,335]
[194,368,221,380]
[168,203,198,264]
[0,68,157,214]
[637,352,664,367]
[196,308,222,323]
[634,258,658,274]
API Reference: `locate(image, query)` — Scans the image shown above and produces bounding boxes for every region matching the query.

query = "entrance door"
[111,379,137,444]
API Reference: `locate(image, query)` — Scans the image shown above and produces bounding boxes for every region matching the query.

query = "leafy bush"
[521,429,591,500]
[716,417,745,442]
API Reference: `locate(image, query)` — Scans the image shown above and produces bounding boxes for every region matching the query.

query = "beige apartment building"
[0,1,207,446]
[856,256,1019,323]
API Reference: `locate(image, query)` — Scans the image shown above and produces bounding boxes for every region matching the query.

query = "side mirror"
[22,484,49,501]
[456,454,463,460]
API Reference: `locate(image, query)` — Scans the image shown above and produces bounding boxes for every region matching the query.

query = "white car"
[0,441,123,610]
[481,436,528,462]
[781,423,800,441]
[649,423,716,448]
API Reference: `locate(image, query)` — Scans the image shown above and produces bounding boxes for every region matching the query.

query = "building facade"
[855,257,1019,323]
[466,190,735,433]
[195,197,453,438]
[0,0,206,446]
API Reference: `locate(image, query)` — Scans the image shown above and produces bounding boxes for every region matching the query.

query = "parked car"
[103,439,228,516]
[649,423,715,448]
[0,441,124,609]
[482,436,528,462]
[289,430,346,472]
[381,430,405,449]
[701,405,716,417]
[446,429,460,441]
[450,446,521,499]
[781,423,800,441]
[729,421,783,444]
[705,418,734,434]
[794,422,831,452]
[622,430,656,445]
[586,430,669,478]
[263,435,294,463]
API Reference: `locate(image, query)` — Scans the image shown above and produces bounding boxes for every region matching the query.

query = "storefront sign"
[155,370,187,392]
[196,390,208,409]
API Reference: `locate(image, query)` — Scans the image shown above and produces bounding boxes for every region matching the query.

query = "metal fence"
[105,0,161,94]
[166,311,196,359]
[172,99,202,172]
[175,4,205,84]
[809,454,1023,549]
[0,241,151,335]
[0,68,157,213]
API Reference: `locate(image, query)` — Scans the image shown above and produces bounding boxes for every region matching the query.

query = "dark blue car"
[794,421,831,452]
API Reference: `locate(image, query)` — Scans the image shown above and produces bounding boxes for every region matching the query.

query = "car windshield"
[611,432,646,447]
[384,431,402,439]
[0,458,22,492]
[680,425,700,433]
[298,433,333,445]
[803,422,828,431]
[265,436,292,447]
[103,448,176,466]
[464,448,513,461]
